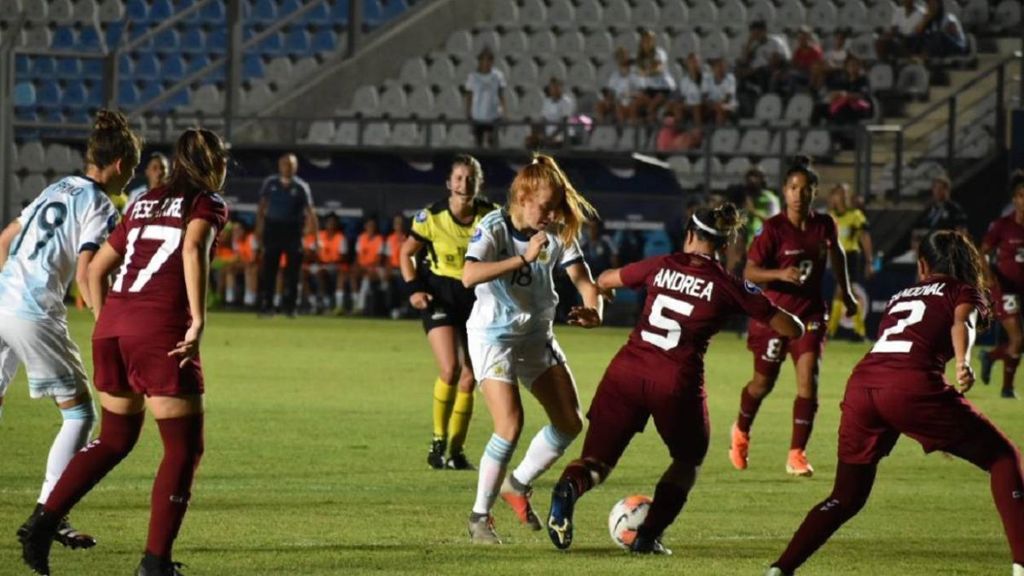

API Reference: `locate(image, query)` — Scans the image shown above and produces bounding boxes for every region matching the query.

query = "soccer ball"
[608,495,651,549]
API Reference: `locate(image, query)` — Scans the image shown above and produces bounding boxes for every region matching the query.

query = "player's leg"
[282,241,303,316]
[0,337,19,421]
[827,295,843,338]
[446,334,476,470]
[469,374,524,544]
[982,287,1015,386]
[732,327,785,470]
[425,324,459,469]
[258,233,283,314]
[788,350,822,477]
[999,311,1023,398]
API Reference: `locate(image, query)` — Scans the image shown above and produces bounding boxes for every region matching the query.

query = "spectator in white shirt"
[596,47,640,124]
[814,28,851,90]
[702,58,737,126]
[633,29,676,120]
[737,20,792,94]
[876,0,927,61]
[920,0,968,58]
[670,53,706,129]
[464,47,507,148]
[526,77,577,149]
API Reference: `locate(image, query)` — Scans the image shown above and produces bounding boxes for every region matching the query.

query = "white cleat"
[1013,562,1024,576]
[765,568,788,576]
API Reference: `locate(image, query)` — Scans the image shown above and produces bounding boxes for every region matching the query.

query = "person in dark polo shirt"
[255,153,318,317]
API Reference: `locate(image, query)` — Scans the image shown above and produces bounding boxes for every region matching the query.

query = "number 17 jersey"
[94,187,228,338]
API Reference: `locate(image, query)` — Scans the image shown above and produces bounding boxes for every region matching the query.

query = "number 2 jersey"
[747,212,837,318]
[0,176,117,320]
[616,252,778,386]
[851,276,986,389]
[982,215,1024,292]
[464,209,583,344]
[94,186,228,338]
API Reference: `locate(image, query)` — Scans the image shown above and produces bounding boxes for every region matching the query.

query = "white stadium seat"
[304,120,336,144]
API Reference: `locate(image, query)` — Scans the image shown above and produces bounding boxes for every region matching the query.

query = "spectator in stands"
[876,0,927,61]
[814,28,851,90]
[579,221,619,277]
[305,213,348,315]
[916,174,968,233]
[126,152,169,206]
[224,221,259,309]
[818,55,873,134]
[526,77,577,149]
[672,53,705,129]
[919,0,968,58]
[596,47,640,125]
[737,19,792,95]
[383,213,409,319]
[256,153,318,318]
[350,216,385,316]
[655,109,703,152]
[464,47,507,149]
[702,57,738,126]
[633,29,676,121]
[790,26,824,89]
[725,166,781,272]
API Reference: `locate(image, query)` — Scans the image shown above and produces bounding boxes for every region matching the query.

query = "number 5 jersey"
[94,186,228,338]
[0,176,118,320]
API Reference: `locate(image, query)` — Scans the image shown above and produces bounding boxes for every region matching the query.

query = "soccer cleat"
[981,350,994,385]
[1002,388,1018,400]
[729,423,750,471]
[54,516,96,549]
[500,475,542,531]
[765,567,790,576]
[1013,562,1024,576]
[467,514,502,545]
[786,449,814,477]
[445,450,475,471]
[17,507,60,575]
[137,553,187,576]
[546,479,578,550]
[427,438,446,469]
[630,533,672,555]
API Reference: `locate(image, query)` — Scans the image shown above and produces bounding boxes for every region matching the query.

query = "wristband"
[406,277,428,296]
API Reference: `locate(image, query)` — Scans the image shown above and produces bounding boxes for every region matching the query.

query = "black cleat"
[428,438,446,469]
[546,480,578,550]
[630,533,672,555]
[1002,388,1018,399]
[137,553,187,576]
[981,350,994,385]
[54,515,96,550]
[445,450,475,470]
[17,507,60,575]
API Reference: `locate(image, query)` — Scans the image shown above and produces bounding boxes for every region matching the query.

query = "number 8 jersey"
[747,212,837,318]
[94,187,228,338]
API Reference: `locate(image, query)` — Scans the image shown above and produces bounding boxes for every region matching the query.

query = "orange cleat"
[729,423,750,470]
[786,449,814,477]
[500,476,542,531]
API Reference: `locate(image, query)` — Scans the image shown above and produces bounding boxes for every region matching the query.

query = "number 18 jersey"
[852,277,985,388]
[94,187,228,338]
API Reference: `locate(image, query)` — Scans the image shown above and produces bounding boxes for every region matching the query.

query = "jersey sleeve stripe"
[558,257,584,269]
[410,230,429,243]
[79,242,100,253]
[466,256,480,262]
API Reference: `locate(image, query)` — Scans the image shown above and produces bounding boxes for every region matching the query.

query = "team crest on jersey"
[416,210,428,223]
[743,280,762,294]
[538,249,549,263]
[470,228,482,242]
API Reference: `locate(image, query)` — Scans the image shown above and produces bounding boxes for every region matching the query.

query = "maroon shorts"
[581,355,709,468]
[93,334,205,397]
[989,281,1022,321]
[838,377,1013,469]
[747,313,827,378]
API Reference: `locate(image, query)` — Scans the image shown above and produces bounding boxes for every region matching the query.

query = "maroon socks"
[146,414,205,560]
[791,397,818,451]
[737,387,763,434]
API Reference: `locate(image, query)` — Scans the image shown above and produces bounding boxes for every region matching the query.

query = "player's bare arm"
[462,231,547,288]
[828,243,858,316]
[170,218,216,368]
[75,250,97,312]
[769,309,805,339]
[861,230,875,279]
[0,219,21,271]
[566,261,602,329]
[744,259,801,285]
[305,204,320,251]
[978,241,996,286]
[952,302,979,392]
[86,242,123,320]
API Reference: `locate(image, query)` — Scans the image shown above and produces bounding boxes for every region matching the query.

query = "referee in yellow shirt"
[828,183,874,341]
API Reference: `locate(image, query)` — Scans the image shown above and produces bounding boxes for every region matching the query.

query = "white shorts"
[0,313,89,401]
[468,334,567,389]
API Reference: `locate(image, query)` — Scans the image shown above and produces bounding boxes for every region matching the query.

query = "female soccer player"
[401,155,497,470]
[766,230,1024,576]
[979,171,1024,398]
[19,128,230,576]
[0,110,140,552]
[730,156,858,477]
[546,203,804,554]
[461,154,602,545]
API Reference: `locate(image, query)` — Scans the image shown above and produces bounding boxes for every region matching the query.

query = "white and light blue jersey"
[0,176,118,320]
[465,209,584,344]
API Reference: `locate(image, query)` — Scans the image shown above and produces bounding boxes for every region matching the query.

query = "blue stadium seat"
[118,53,134,76]
[330,0,350,24]
[56,58,83,78]
[85,81,104,107]
[66,108,92,125]
[80,25,103,51]
[138,80,162,104]
[180,27,206,54]
[52,27,76,50]
[105,22,125,49]
[149,0,173,22]
[311,27,336,52]
[14,82,35,107]
[62,80,89,107]
[200,0,225,21]
[82,59,104,78]
[30,57,56,78]
[118,80,139,106]
[259,31,284,56]
[15,108,38,122]
[133,53,160,79]
[125,0,147,22]
[252,0,277,23]
[302,2,330,24]
[378,0,408,22]
[284,27,310,53]
[244,53,265,77]
[207,28,227,53]
[164,54,187,80]
[280,0,302,16]
[178,0,197,21]
[16,55,31,76]
[39,108,64,123]
[188,53,212,74]
[154,28,180,52]
[35,80,61,108]
[363,0,383,26]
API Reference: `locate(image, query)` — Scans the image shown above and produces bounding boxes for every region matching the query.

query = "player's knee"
[749,374,775,398]
[438,365,459,386]
[544,424,578,454]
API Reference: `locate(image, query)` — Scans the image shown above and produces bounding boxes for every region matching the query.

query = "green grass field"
[0,309,1019,575]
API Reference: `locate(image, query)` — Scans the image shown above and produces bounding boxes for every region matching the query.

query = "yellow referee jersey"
[411,198,498,280]
[831,208,868,254]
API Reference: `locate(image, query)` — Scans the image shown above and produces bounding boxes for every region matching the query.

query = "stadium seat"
[539,58,568,84]
[718,0,748,36]
[241,80,274,109]
[22,24,54,49]
[493,0,518,25]
[868,62,894,92]
[839,1,871,33]
[807,0,838,34]
[556,30,585,59]
[700,30,729,60]
[391,121,424,147]
[379,84,408,117]
[776,0,806,31]
[18,141,46,172]
[14,82,35,107]
[760,157,781,180]
[613,29,639,52]
[266,57,294,84]
[23,0,48,21]
[149,0,173,22]
[567,60,597,91]
[31,56,56,78]
[74,0,99,22]
[301,2,330,25]
[587,125,618,150]
[118,79,139,105]
[711,127,740,153]
[45,144,73,173]
[769,129,801,154]
[896,63,929,98]
[723,156,752,178]
[632,0,660,28]
[738,128,770,155]
[284,27,311,53]
[801,129,832,158]
[994,0,1021,31]
[80,24,104,52]
[252,0,277,23]
[528,29,557,57]
[426,122,447,146]
[961,0,989,29]
[52,27,76,51]
[747,0,776,31]
[56,57,83,78]
[869,1,894,32]
[133,53,159,79]
[472,29,501,56]
[362,121,391,146]
[201,0,225,21]
[849,32,877,62]
[137,80,162,104]
[259,31,285,57]
[499,124,531,148]
[23,175,48,199]
[329,120,356,145]
[351,84,380,116]
[510,57,539,88]
[82,58,104,77]
[584,30,614,57]
[407,85,435,117]
[548,0,575,23]
[783,93,814,126]
[689,2,718,32]
[49,0,74,24]
[188,53,214,76]
[279,0,302,18]
[748,93,783,125]
[520,0,547,23]
[192,84,223,114]
[304,119,336,144]
[667,154,690,176]
[501,29,528,56]
[604,2,631,27]
[670,31,700,59]
[399,57,428,85]
[576,0,603,27]
[155,28,180,53]
[518,88,545,119]
[125,0,146,21]
[35,80,61,108]
[178,27,206,54]
[16,55,30,76]
[427,54,456,86]
[444,123,474,148]
[445,29,472,57]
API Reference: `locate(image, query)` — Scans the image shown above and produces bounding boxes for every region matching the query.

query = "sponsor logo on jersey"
[416,210,428,223]
[783,249,804,256]
[470,227,482,242]
[807,322,820,331]
[743,280,762,294]
[431,311,448,320]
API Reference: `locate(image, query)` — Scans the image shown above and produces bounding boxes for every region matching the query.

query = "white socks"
[511,425,575,487]
[473,434,516,515]
[1013,563,1024,576]
[39,403,96,504]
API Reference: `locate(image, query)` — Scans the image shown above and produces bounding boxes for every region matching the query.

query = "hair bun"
[93,109,129,132]
[790,155,813,170]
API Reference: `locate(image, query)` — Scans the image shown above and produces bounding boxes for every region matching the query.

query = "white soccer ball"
[608,494,651,549]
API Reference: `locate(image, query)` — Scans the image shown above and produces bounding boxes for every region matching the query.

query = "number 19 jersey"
[94,187,228,338]
[0,176,117,320]
[852,277,985,388]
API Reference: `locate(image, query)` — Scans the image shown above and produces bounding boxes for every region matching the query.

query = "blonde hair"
[508,154,598,245]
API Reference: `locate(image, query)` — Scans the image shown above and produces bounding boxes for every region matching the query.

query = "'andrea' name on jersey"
[129,198,184,220]
[652,268,714,301]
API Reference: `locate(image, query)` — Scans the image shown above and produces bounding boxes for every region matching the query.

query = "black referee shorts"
[420,274,475,336]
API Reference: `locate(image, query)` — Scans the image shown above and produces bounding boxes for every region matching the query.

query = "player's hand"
[169,323,203,369]
[843,292,859,317]
[409,291,432,310]
[599,286,616,303]
[567,306,602,328]
[524,232,549,263]
[956,361,975,392]
[778,267,803,285]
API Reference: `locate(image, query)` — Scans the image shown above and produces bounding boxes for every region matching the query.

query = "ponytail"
[85,109,142,171]
[918,230,985,294]
[785,155,819,189]
[156,128,229,225]
[508,154,598,244]
[687,201,745,248]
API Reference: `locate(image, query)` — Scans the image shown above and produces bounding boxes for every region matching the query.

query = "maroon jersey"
[94,187,228,338]
[852,276,985,388]
[616,252,778,384]
[982,215,1024,291]
[747,212,837,318]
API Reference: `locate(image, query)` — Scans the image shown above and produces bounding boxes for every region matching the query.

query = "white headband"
[691,214,725,237]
